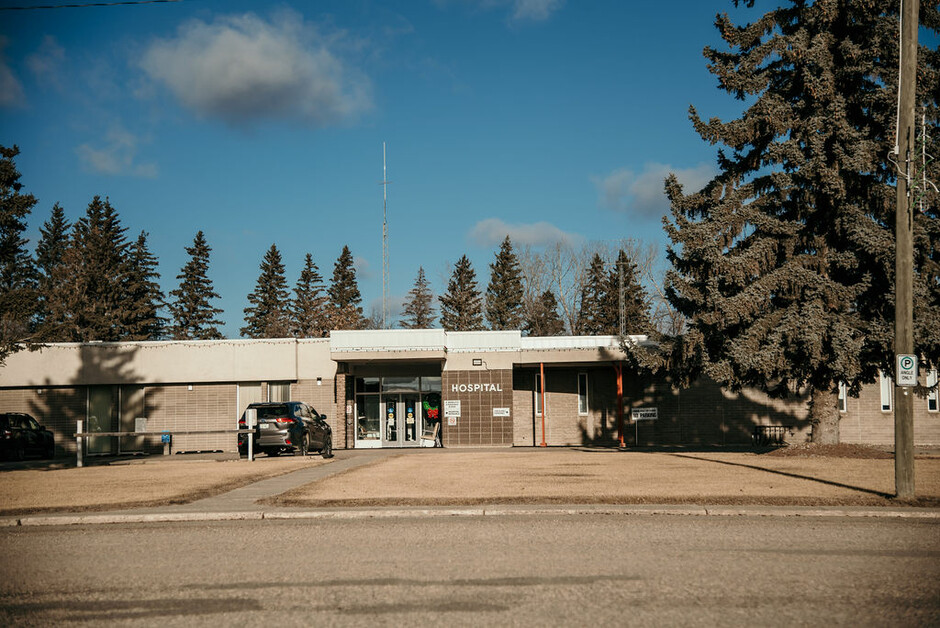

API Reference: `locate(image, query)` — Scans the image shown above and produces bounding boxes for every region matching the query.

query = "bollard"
[76,420,83,468]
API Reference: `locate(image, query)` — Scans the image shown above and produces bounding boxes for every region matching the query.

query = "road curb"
[4,504,939,526]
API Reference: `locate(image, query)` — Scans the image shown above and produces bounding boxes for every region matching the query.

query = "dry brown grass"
[267,449,940,509]
[0,456,328,516]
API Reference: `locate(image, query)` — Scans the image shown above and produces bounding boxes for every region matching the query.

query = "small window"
[578,373,589,415]
[838,381,848,413]
[535,372,543,416]
[928,369,938,413]
[268,382,290,402]
[880,371,893,412]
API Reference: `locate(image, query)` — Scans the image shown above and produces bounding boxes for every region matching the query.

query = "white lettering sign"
[444,400,461,418]
[493,407,510,417]
[631,407,658,421]
[450,383,504,393]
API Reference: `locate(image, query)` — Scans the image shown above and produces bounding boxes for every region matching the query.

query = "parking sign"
[897,354,918,387]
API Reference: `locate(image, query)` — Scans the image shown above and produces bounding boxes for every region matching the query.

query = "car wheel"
[299,433,309,457]
[321,435,333,459]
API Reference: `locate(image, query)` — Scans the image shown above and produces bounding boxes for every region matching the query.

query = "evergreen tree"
[523,289,565,336]
[401,266,436,329]
[0,145,38,362]
[123,231,165,340]
[327,245,364,330]
[602,250,652,336]
[241,244,292,338]
[34,203,70,334]
[291,253,329,338]
[575,254,608,335]
[45,196,129,342]
[439,255,485,331]
[664,1,940,443]
[167,231,225,340]
[485,236,524,330]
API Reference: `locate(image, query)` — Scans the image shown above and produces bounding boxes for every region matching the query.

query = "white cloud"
[354,255,374,281]
[593,162,716,218]
[433,0,563,22]
[469,218,584,248]
[139,11,372,126]
[76,125,158,178]
[26,35,66,91]
[0,36,25,108]
[511,0,565,21]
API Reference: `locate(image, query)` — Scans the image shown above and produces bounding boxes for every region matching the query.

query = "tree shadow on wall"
[26,343,159,462]
[577,372,811,448]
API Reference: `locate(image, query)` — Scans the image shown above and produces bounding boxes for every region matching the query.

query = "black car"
[238,402,332,458]
[0,412,55,460]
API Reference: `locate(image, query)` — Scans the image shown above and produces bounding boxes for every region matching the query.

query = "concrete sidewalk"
[3,447,939,527]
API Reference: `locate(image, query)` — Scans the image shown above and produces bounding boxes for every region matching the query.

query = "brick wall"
[290,377,347,449]
[840,376,940,445]
[442,369,513,446]
[512,367,811,447]
[144,383,238,453]
[0,387,87,456]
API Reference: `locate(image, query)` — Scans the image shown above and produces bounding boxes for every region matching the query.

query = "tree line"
[0,144,657,362]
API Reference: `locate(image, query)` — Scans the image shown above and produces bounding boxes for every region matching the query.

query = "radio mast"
[381,143,390,329]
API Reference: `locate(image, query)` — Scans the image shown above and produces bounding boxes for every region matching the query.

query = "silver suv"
[239,402,332,458]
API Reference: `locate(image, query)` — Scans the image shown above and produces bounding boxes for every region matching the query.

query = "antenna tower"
[381,143,390,329]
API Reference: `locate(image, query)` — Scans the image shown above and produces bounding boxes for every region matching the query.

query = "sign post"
[245,408,257,462]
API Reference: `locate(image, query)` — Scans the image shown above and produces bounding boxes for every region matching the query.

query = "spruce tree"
[167,231,225,340]
[0,145,38,362]
[291,253,329,338]
[575,254,608,335]
[664,1,940,443]
[241,244,292,338]
[327,245,364,330]
[401,266,436,329]
[485,236,524,330]
[439,255,485,331]
[523,290,565,336]
[122,231,165,340]
[34,203,70,335]
[46,196,129,342]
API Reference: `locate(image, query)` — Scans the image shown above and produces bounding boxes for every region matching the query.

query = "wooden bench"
[752,425,793,447]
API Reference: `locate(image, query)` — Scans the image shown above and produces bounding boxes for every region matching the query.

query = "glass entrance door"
[382,395,421,448]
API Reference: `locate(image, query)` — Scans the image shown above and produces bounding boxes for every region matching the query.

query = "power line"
[0,0,181,10]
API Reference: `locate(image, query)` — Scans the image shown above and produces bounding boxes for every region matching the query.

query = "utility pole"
[894,0,919,499]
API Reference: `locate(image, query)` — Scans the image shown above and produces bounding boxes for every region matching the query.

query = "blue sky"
[1,0,765,336]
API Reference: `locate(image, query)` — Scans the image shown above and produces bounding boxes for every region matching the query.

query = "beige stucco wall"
[0,339,306,387]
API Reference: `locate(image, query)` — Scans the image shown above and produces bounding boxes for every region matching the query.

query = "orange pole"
[616,363,624,447]
[539,362,547,447]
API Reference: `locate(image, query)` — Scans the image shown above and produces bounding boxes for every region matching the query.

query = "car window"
[25,416,40,430]
[255,405,289,419]
[9,415,23,429]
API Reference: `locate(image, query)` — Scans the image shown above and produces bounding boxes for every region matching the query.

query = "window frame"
[535,372,542,417]
[928,369,938,413]
[880,371,893,412]
[838,381,848,413]
[578,373,589,415]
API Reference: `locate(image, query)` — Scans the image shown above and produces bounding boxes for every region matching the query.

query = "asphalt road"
[1,515,938,626]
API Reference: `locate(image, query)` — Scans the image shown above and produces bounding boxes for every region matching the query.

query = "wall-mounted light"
[472,359,483,367]
[317,377,322,386]
[188,384,193,391]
